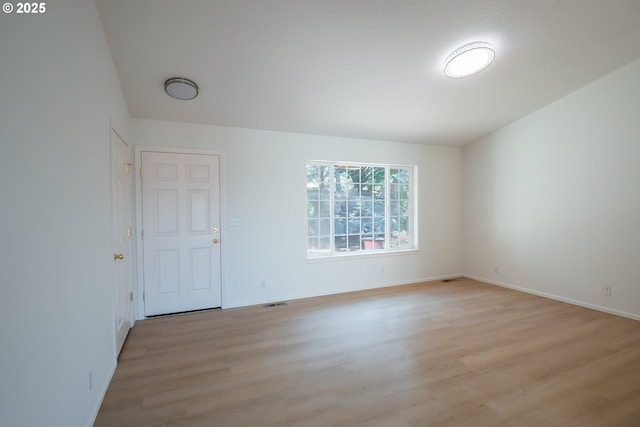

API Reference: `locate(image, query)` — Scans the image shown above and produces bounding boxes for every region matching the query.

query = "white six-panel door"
[141,152,221,316]
[111,129,133,356]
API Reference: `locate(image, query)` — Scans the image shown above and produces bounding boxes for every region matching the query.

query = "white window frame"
[306,160,418,259]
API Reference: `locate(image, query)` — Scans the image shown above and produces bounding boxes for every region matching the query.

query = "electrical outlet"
[603,285,612,296]
[261,280,266,288]
[494,265,499,274]
[88,372,93,391]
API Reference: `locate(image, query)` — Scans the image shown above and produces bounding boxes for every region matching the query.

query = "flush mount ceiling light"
[164,77,199,100]
[444,42,495,79]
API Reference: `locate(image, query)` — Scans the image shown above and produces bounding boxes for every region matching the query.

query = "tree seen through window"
[307,162,414,256]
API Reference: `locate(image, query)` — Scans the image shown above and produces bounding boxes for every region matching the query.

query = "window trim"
[306,160,418,259]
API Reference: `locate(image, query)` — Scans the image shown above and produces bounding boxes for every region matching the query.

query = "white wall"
[463,58,640,319]
[133,120,462,310]
[0,1,130,426]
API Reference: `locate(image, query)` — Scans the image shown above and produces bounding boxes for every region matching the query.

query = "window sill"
[306,248,420,263]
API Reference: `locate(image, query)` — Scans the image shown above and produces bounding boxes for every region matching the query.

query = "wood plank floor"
[95,278,640,426]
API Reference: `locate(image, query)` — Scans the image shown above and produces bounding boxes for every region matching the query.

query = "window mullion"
[329,164,335,254]
[384,166,390,251]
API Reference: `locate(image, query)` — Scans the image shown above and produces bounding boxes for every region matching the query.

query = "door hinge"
[139,167,143,178]
[129,291,133,302]
[141,230,144,240]
[127,163,133,174]
[142,292,145,302]
[127,227,132,238]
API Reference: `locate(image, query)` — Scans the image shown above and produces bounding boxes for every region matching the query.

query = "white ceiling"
[97,0,640,146]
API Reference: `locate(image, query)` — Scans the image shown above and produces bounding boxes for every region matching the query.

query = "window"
[306,162,416,257]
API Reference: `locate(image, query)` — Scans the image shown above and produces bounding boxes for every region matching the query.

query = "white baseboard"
[222,273,464,309]
[463,274,640,321]
[88,359,117,426]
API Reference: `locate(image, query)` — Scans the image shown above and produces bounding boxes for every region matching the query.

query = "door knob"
[114,253,124,261]
[213,238,219,244]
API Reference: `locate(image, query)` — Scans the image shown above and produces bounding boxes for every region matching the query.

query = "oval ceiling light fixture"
[444,42,495,79]
[164,77,199,100]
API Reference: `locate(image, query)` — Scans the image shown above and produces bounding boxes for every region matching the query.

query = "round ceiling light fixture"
[444,42,495,79]
[164,77,199,100]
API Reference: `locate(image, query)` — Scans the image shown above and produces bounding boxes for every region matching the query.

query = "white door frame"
[134,146,226,319]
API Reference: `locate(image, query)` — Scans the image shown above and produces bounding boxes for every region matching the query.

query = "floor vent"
[441,278,458,283]
[264,301,288,308]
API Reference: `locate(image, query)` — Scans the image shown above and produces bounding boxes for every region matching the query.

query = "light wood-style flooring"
[95,278,640,426]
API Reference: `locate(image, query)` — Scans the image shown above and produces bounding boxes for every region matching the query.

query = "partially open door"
[111,128,133,356]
